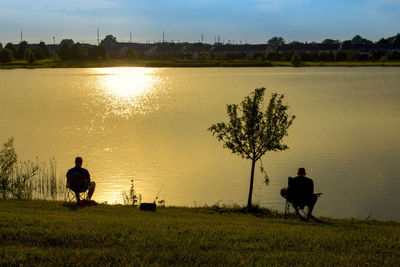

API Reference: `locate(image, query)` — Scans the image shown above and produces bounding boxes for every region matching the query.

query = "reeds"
[32,158,66,200]
[5,158,66,201]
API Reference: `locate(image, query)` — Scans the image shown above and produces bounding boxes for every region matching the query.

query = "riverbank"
[1,58,400,68]
[0,200,399,266]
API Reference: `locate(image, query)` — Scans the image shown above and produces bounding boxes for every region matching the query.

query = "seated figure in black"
[286,167,318,219]
[66,157,96,203]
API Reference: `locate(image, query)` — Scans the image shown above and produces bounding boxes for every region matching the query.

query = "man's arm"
[310,179,314,195]
[86,170,91,183]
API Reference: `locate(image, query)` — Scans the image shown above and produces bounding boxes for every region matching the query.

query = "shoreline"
[2,199,398,222]
[1,59,400,69]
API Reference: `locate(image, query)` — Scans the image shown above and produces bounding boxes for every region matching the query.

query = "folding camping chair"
[64,173,89,204]
[281,177,322,219]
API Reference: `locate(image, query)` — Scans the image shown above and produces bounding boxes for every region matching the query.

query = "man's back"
[292,176,314,196]
[67,167,90,180]
[288,176,314,203]
[66,167,90,190]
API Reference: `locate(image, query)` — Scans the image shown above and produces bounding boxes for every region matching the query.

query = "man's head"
[75,157,83,167]
[297,167,306,176]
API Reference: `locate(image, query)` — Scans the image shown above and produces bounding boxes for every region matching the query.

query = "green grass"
[1,58,400,69]
[1,200,399,266]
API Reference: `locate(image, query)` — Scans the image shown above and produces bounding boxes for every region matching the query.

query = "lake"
[1,67,399,220]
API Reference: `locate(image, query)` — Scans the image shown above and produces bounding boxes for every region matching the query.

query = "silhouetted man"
[66,157,95,203]
[287,168,318,219]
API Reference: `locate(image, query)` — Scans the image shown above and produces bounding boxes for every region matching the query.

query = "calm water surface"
[1,67,399,220]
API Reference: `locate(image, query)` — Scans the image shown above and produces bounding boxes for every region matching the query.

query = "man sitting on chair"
[66,157,95,203]
[287,167,318,219]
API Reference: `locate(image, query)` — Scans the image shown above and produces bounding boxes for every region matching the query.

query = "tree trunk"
[247,159,256,209]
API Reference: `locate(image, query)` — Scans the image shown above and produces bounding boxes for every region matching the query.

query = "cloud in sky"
[0,0,399,44]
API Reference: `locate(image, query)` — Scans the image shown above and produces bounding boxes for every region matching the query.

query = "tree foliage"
[265,51,280,61]
[0,138,17,199]
[0,48,14,63]
[38,41,50,57]
[70,43,84,59]
[16,41,28,59]
[34,46,45,60]
[377,38,389,44]
[57,39,74,60]
[351,35,372,45]
[390,33,400,45]
[57,40,103,60]
[291,52,302,67]
[267,37,285,50]
[5,43,16,55]
[208,88,295,208]
[88,45,107,59]
[24,48,36,64]
[100,35,117,47]
[322,39,339,44]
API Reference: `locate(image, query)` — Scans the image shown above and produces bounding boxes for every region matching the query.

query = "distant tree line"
[56,39,108,60]
[0,33,399,64]
[0,40,50,63]
[264,34,400,62]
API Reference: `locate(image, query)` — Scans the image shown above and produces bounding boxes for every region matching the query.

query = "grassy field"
[1,58,400,69]
[0,200,399,266]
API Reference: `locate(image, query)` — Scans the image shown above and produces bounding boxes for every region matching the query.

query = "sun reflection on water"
[99,67,155,98]
[93,67,160,117]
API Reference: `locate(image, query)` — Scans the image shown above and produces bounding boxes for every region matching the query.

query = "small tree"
[208,88,295,209]
[291,52,302,67]
[122,179,141,206]
[0,138,17,199]
[267,37,285,50]
[100,35,117,48]
[24,48,36,64]
[57,39,74,60]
